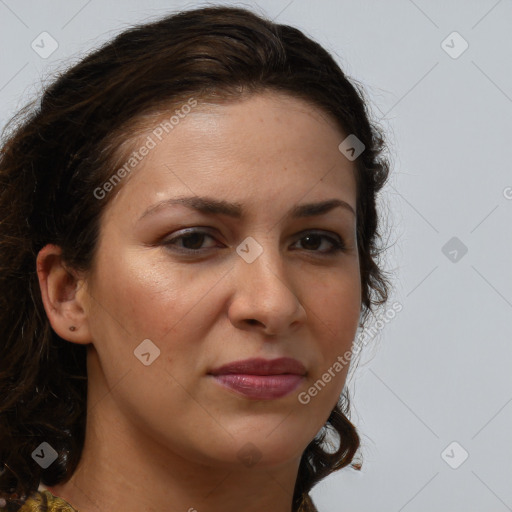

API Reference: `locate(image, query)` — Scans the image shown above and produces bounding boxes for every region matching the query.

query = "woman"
[0,5,390,512]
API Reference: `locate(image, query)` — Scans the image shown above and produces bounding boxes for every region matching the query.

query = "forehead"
[102,91,357,223]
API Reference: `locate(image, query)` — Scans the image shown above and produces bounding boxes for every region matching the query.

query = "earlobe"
[36,244,91,345]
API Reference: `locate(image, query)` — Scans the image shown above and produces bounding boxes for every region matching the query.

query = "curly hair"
[0,5,391,511]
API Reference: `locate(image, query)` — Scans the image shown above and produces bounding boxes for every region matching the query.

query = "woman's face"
[80,91,361,469]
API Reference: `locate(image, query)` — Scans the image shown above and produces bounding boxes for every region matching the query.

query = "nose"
[227,242,307,336]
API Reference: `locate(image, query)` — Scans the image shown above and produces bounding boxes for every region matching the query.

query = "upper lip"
[209,357,306,376]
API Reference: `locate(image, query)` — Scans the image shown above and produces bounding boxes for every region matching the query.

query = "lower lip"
[211,374,304,400]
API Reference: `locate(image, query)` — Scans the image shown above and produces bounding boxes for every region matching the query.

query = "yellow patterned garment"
[18,490,78,512]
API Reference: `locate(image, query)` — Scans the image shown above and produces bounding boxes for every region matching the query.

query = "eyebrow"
[138,195,356,221]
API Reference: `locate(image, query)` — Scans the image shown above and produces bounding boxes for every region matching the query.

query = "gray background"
[1,1,511,510]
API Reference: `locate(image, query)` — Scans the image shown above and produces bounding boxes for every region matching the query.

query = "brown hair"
[0,5,390,511]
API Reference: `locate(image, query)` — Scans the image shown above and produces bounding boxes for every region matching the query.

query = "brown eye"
[300,234,323,250]
[294,231,345,254]
[178,232,208,250]
[163,229,219,253]
[292,232,345,255]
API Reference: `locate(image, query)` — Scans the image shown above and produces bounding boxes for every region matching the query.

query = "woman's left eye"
[162,229,345,255]
[293,232,345,254]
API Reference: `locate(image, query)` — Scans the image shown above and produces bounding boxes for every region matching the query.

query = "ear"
[36,243,91,344]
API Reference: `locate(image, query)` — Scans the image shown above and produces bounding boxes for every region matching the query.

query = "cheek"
[309,266,361,335]
[307,270,361,388]
[92,249,200,335]
[87,247,231,380]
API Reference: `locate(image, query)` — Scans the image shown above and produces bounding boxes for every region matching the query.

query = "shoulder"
[18,490,78,512]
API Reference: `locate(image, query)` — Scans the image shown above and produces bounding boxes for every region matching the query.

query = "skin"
[36,91,361,512]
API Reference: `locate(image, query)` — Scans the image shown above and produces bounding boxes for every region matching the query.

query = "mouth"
[208,357,306,400]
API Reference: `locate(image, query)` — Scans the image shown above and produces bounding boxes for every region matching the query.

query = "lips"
[209,357,306,376]
[208,357,306,400]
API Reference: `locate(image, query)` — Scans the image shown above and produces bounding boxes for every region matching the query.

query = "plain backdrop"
[1,1,511,511]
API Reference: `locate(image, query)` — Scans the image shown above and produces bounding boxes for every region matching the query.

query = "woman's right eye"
[162,229,219,254]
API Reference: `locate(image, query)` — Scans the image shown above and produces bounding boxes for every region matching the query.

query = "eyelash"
[162,229,346,256]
